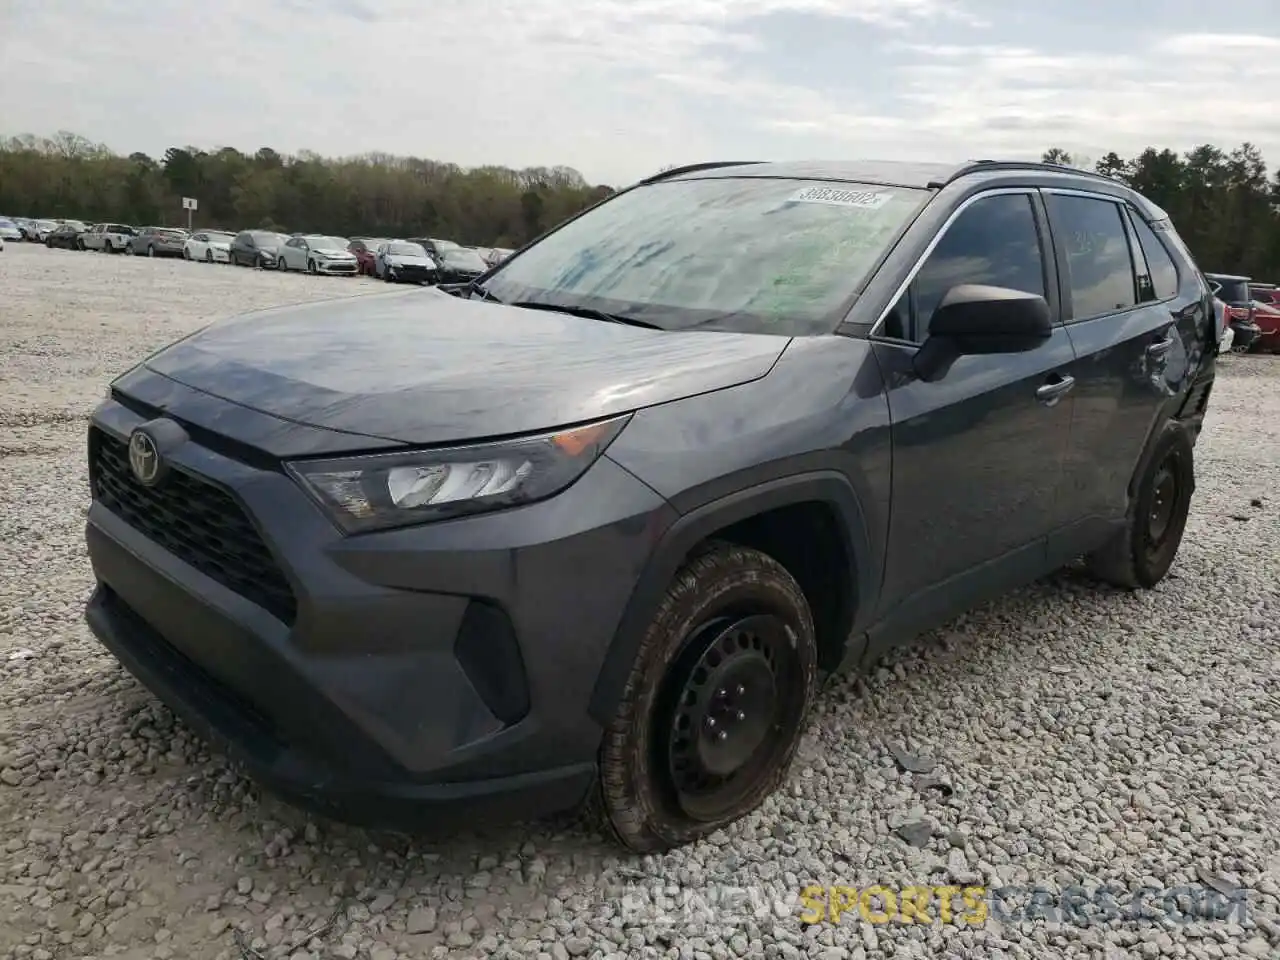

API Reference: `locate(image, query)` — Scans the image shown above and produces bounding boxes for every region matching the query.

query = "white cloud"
[1,1,1276,184]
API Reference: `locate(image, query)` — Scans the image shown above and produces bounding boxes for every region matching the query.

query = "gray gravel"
[1,241,1278,960]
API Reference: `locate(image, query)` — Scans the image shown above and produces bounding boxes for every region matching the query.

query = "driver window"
[906,193,1047,343]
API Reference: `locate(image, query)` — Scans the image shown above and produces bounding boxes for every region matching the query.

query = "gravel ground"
[1,240,1278,960]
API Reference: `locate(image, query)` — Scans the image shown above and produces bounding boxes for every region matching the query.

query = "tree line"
[1,131,1276,277]
[0,132,616,248]
[1042,144,1279,280]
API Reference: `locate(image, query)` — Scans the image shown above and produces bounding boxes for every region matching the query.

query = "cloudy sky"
[4,0,1278,185]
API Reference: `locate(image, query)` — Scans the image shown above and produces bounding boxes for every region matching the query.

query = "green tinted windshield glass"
[483,177,928,334]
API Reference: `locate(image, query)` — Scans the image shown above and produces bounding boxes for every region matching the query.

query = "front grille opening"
[90,428,298,625]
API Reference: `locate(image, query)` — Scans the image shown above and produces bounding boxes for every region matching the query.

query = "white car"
[0,218,22,241]
[276,234,359,275]
[184,230,235,263]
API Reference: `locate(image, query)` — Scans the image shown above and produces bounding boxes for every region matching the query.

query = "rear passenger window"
[1046,195,1136,320]
[908,193,1046,342]
[1128,214,1178,301]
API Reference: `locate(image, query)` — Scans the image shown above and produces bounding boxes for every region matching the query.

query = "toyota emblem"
[128,429,162,486]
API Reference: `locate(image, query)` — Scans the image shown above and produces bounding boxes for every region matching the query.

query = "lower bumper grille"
[89,428,298,624]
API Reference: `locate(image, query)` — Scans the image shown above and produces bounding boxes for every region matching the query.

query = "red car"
[348,238,388,277]
[1248,283,1280,352]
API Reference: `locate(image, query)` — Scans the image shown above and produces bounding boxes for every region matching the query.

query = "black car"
[83,159,1216,852]
[230,230,288,268]
[1204,272,1262,351]
[406,236,461,260]
[431,246,490,283]
[375,240,439,284]
[45,220,88,249]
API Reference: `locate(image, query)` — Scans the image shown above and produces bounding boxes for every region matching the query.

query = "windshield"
[158,229,186,238]
[0,219,14,228]
[482,177,929,334]
[387,242,427,257]
[65,221,87,231]
[308,236,348,249]
[1209,277,1250,304]
[37,220,56,229]
[441,248,488,269]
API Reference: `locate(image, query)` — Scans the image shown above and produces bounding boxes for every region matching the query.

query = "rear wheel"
[147,245,155,258]
[1085,425,1195,590]
[205,249,213,263]
[597,542,818,852]
[307,259,317,275]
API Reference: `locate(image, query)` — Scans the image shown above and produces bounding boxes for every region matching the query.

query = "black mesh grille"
[90,428,297,625]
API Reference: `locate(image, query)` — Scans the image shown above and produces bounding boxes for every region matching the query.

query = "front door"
[869,189,1075,649]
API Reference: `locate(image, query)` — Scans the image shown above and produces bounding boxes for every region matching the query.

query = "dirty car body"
[83,159,1217,849]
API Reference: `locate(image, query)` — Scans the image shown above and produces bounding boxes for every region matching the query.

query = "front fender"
[587,470,876,725]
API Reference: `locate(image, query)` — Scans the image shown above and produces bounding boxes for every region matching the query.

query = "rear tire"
[597,542,818,853]
[307,259,317,275]
[147,245,155,258]
[1085,425,1195,590]
[205,249,212,263]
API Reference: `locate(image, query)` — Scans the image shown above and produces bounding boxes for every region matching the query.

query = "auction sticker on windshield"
[787,186,894,210]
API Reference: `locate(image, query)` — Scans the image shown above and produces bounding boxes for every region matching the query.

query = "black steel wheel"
[1086,424,1195,589]
[597,542,818,852]
[657,612,809,823]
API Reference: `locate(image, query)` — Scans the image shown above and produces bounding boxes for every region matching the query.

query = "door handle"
[1036,374,1075,406]
[1146,334,1175,358]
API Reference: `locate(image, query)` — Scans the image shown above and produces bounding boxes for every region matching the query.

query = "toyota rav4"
[84,159,1217,852]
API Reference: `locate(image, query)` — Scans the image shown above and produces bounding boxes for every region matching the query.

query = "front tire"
[147,245,155,258]
[205,249,212,263]
[277,255,287,271]
[1085,425,1195,590]
[597,542,818,852]
[307,258,317,275]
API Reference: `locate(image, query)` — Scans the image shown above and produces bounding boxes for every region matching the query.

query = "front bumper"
[387,264,437,284]
[83,389,672,829]
[314,259,358,275]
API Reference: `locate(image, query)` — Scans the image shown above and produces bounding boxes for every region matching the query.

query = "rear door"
[1044,189,1200,562]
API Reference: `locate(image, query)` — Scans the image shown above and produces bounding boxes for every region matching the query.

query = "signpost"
[181,197,198,231]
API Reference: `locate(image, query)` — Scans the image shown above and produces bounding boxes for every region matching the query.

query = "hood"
[140,289,788,447]
[386,254,434,268]
[313,247,354,258]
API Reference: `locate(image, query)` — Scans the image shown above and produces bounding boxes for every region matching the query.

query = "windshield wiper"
[509,299,663,330]
[465,281,502,302]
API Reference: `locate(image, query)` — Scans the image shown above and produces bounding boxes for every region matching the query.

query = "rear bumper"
[83,392,674,828]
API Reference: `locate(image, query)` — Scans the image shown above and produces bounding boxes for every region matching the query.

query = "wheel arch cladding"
[587,472,871,726]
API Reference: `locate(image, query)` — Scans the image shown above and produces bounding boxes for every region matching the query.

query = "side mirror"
[914,284,1053,382]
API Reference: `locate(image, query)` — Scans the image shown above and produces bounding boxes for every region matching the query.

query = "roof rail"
[638,160,764,184]
[947,159,1121,186]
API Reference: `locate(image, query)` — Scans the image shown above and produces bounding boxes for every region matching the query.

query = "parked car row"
[1205,272,1280,354]
[1,214,516,284]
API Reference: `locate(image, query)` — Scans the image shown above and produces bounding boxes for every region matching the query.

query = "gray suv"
[83,159,1217,851]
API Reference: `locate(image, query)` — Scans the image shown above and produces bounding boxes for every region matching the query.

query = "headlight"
[285,415,630,533]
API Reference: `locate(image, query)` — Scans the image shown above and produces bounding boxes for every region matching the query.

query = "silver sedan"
[276,235,359,275]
